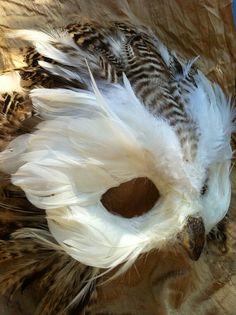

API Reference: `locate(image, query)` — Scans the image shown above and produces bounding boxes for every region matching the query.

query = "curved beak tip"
[178,216,205,261]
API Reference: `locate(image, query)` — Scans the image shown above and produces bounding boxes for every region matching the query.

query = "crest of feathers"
[0,9,235,315]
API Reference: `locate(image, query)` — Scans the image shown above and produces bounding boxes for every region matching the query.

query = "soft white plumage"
[0,49,234,272]
[0,71,23,93]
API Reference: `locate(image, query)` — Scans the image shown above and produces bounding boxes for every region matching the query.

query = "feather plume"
[0,71,23,93]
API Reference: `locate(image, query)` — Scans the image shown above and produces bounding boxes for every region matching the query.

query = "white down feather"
[0,71,233,270]
[0,71,23,93]
[186,71,233,166]
[0,74,192,269]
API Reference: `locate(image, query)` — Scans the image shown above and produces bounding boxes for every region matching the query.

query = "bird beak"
[178,216,205,261]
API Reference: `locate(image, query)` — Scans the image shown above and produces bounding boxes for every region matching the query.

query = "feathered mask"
[0,19,234,314]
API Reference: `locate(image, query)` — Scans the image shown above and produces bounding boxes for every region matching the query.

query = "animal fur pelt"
[0,3,235,315]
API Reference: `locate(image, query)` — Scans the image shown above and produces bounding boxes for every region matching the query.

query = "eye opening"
[200,183,208,196]
[101,177,160,218]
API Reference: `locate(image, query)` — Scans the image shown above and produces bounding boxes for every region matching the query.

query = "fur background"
[0,1,235,314]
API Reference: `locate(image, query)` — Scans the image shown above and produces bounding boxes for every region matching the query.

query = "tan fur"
[0,3,235,315]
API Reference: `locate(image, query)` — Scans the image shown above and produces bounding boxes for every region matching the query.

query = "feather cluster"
[0,24,234,276]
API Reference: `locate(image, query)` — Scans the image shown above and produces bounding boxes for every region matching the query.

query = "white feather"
[0,71,23,93]
[8,29,101,86]
[0,73,203,271]
[187,70,234,165]
[38,60,84,83]
[30,88,100,120]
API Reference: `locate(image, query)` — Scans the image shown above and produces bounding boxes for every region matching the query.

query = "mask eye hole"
[101,177,160,218]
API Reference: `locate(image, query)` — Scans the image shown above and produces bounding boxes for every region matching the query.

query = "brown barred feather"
[66,21,199,160]
[0,92,32,152]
